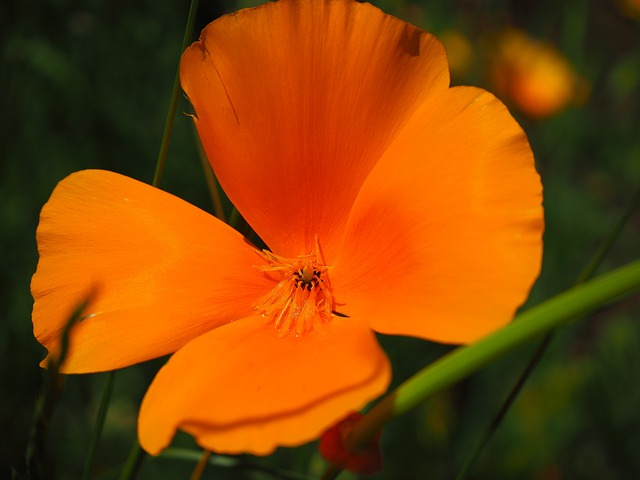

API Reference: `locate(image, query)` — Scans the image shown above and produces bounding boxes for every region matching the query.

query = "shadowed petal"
[32,170,271,373]
[331,87,543,343]
[138,315,390,455]
[180,0,449,258]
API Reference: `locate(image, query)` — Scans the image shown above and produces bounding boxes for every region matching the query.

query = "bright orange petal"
[331,87,543,343]
[138,315,390,455]
[31,170,271,373]
[180,0,449,258]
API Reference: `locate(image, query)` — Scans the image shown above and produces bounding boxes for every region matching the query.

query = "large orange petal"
[180,0,449,259]
[138,315,390,455]
[32,170,272,373]
[331,87,543,343]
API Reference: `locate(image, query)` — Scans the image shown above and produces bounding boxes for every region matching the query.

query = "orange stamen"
[254,240,334,337]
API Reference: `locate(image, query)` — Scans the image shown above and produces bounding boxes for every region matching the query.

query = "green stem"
[152,0,200,188]
[345,259,640,451]
[118,2,199,478]
[454,334,551,480]
[577,185,640,284]
[25,293,95,480]
[118,440,146,480]
[81,371,116,480]
[194,125,226,221]
[455,184,640,479]
[320,465,342,480]
[228,207,241,229]
[115,2,200,478]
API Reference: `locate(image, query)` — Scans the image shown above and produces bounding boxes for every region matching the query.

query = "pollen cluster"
[254,245,334,337]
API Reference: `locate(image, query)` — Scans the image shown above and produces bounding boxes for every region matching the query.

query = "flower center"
[254,243,334,337]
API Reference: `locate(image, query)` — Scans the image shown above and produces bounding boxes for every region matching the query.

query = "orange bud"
[489,29,588,119]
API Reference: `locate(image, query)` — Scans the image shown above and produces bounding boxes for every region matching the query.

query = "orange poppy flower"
[31,0,543,456]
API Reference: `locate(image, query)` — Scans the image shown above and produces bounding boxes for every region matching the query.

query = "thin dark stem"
[454,335,552,480]
[577,185,640,283]
[118,441,146,480]
[455,183,640,480]
[319,464,342,480]
[152,0,200,188]
[118,2,200,475]
[25,293,94,479]
[81,371,116,480]
[193,125,226,221]
[228,207,241,229]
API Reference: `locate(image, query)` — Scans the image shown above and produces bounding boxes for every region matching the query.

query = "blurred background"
[1,0,639,478]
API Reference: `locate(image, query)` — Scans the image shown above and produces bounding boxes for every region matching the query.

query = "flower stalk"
[152,0,200,188]
[343,259,640,453]
[25,293,95,480]
[80,371,115,480]
[454,183,640,479]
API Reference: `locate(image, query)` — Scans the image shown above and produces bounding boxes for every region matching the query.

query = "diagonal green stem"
[320,464,342,480]
[117,1,200,478]
[152,0,200,188]
[342,259,640,453]
[454,334,551,480]
[577,185,640,284]
[455,184,640,480]
[228,207,241,229]
[25,293,95,480]
[81,371,116,480]
[118,440,146,480]
[193,125,226,221]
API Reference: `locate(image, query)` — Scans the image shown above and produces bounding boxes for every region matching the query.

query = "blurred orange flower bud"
[616,0,640,19]
[489,29,589,119]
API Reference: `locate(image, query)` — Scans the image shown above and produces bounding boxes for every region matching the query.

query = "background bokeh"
[2,0,639,479]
